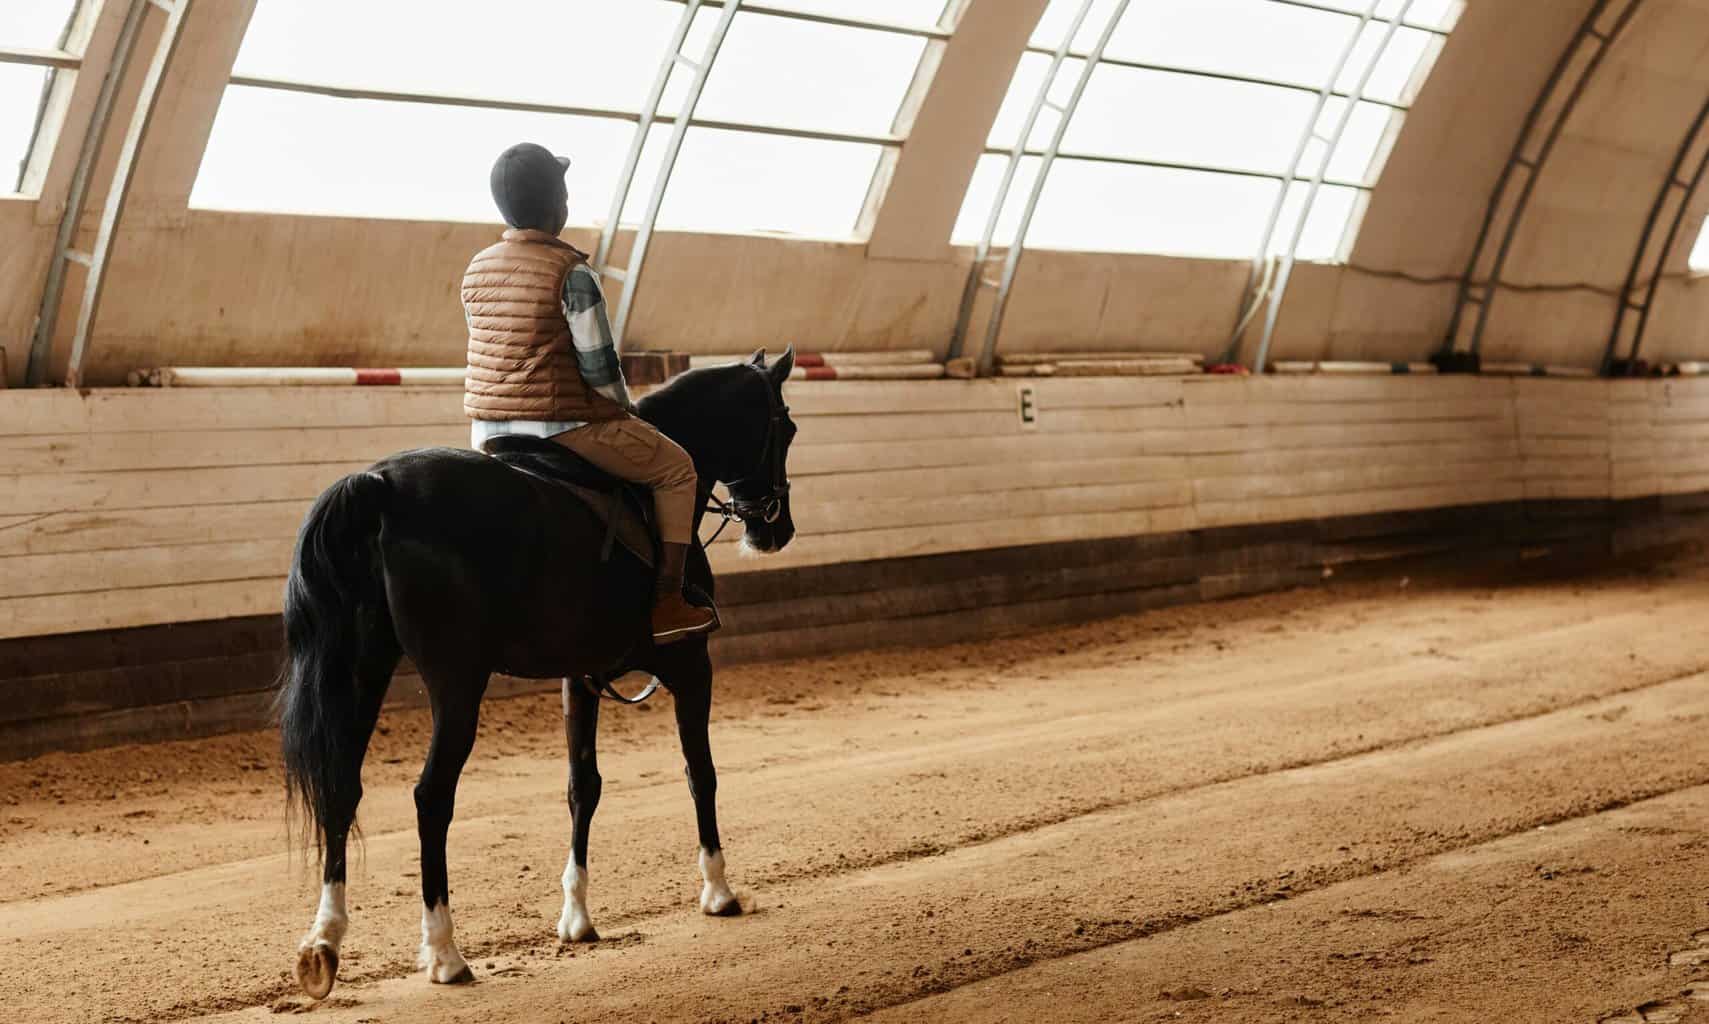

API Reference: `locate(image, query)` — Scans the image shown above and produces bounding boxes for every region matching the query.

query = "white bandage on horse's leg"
[698,847,740,916]
[418,902,473,984]
[557,858,597,942]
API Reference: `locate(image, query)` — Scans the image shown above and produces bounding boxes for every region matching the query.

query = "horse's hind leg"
[660,647,741,916]
[413,665,488,984]
[295,641,396,999]
[556,678,602,943]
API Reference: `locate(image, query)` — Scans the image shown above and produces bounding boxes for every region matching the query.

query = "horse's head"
[640,346,798,554]
[723,347,797,554]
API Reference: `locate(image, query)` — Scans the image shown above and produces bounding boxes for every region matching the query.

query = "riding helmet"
[489,142,571,233]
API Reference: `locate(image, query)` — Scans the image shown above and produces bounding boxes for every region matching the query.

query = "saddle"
[481,434,657,568]
[483,433,721,705]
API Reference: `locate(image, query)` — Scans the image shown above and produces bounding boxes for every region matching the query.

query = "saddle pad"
[493,459,657,569]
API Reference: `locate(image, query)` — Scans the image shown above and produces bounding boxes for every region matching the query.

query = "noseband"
[703,365,791,545]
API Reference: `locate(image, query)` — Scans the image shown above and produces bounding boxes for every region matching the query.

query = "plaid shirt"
[470,264,633,448]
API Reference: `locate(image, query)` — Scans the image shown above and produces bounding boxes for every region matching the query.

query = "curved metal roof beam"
[26,0,198,387]
[1604,89,1709,373]
[1438,0,1645,362]
[1225,0,1412,371]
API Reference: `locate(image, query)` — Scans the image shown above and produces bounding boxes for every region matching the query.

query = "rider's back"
[460,228,628,426]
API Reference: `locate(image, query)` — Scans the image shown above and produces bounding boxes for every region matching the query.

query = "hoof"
[421,945,474,985]
[437,964,476,986]
[294,941,338,1000]
[557,916,600,944]
[701,891,744,917]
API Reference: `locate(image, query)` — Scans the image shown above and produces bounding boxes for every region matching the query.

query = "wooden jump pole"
[131,367,466,387]
[688,350,937,369]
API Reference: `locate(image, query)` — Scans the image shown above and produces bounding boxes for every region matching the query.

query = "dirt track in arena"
[7,563,1709,1023]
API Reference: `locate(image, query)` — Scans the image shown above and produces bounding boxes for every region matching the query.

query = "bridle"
[702,364,792,546]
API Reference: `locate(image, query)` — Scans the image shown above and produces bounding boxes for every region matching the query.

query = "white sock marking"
[699,847,739,915]
[301,881,347,953]
[557,859,595,942]
[418,902,470,983]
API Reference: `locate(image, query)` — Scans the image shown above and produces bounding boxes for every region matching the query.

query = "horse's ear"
[770,345,795,384]
[748,349,767,367]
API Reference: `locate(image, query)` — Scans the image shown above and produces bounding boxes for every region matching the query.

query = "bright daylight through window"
[1691,218,1709,272]
[953,0,1461,261]
[0,0,82,195]
[190,0,945,238]
[35,0,1466,257]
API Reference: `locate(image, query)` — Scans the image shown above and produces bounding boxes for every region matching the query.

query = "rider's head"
[490,142,570,235]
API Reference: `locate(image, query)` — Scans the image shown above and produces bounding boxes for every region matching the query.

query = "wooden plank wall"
[0,375,1698,641]
[1610,379,1709,500]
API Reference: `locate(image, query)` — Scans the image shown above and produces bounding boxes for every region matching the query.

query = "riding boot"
[653,542,717,644]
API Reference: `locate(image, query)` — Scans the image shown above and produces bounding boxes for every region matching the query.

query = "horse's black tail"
[275,470,392,858]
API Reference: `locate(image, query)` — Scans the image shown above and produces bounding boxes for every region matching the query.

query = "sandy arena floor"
[6,563,1709,1023]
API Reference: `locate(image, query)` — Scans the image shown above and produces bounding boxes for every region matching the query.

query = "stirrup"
[652,622,717,644]
[652,613,719,644]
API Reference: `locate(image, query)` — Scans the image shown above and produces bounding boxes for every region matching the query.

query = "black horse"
[276,349,797,999]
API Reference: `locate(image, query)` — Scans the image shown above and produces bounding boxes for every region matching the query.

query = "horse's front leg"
[662,647,741,916]
[557,677,602,943]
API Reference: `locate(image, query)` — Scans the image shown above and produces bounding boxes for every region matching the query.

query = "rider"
[462,142,717,644]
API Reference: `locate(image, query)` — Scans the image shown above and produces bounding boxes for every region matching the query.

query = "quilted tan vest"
[461,228,627,423]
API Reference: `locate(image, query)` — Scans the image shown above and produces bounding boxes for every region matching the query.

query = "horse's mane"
[637,361,758,425]
[638,362,724,406]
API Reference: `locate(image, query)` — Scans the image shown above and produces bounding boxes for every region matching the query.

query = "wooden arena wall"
[4,374,1708,756]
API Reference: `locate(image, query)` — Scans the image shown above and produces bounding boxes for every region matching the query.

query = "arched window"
[953,0,1462,260]
[191,0,948,239]
[1691,219,1709,272]
[0,0,83,195]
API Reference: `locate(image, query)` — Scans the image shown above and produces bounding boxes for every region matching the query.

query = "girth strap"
[600,488,624,563]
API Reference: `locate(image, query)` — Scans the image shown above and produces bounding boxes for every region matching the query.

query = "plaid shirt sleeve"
[563,264,633,410]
